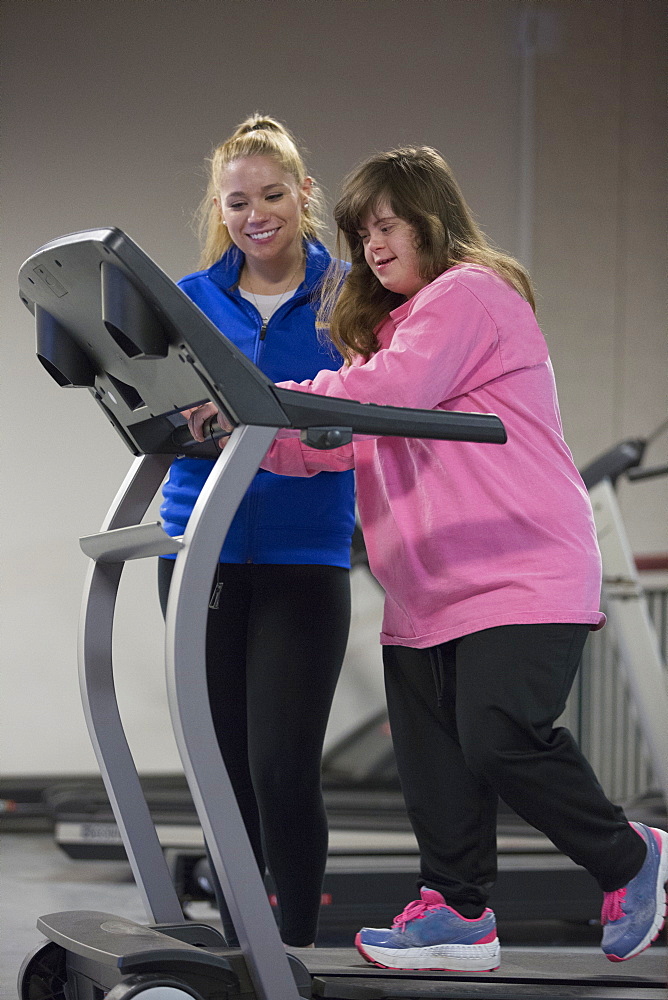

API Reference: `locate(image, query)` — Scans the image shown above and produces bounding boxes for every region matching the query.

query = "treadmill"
[17,228,666,1000]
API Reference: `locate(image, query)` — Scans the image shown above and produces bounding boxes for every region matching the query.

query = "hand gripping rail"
[19,228,506,1000]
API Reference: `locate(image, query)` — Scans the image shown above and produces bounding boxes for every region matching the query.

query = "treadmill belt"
[297,946,667,999]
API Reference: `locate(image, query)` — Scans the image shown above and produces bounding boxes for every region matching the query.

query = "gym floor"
[5,830,667,1000]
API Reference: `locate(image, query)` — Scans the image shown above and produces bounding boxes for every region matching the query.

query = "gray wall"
[1,0,665,776]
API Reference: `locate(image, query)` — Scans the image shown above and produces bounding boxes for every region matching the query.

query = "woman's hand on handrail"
[184,402,232,446]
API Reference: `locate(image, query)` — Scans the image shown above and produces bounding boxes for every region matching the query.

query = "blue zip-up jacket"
[160,240,355,566]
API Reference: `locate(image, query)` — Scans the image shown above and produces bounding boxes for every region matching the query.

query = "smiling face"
[357,200,428,299]
[215,155,312,274]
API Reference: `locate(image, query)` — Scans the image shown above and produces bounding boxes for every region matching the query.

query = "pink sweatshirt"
[262,263,605,647]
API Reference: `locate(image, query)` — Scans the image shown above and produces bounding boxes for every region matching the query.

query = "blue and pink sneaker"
[355,887,500,971]
[601,823,668,962]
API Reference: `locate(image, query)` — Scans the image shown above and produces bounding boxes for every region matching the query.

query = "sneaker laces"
[392,897,443,931]
[601,887,627,924]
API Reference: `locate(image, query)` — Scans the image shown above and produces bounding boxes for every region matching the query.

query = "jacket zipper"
[238,290,304,561]
[246,302,270,561]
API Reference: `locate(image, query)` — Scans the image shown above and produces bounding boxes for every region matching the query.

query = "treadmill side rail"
[36,911,238,983]
[80,521,184,562]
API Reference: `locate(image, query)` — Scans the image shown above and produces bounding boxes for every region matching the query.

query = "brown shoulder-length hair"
[320,146,535,363]
[196,112,326,269]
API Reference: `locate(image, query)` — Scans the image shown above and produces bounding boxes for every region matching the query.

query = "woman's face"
[215,155,312,267]
[357,200,428,298]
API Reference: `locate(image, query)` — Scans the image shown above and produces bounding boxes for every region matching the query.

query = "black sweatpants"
[158,559,351,945]
[383,623,646,918]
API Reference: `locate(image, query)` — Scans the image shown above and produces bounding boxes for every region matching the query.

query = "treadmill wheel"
[106,975,206,1000]
[18,941,67,1000]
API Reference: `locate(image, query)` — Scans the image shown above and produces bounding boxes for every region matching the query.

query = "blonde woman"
[160,115,355,948]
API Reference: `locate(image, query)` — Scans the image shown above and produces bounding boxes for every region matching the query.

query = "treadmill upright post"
[78,453,186,925]
[165,422,303,1000]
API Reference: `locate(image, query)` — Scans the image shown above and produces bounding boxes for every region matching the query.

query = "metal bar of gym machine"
[18,227,507,1000]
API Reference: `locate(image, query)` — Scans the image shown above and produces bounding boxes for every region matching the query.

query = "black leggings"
[158,559,351,945]
[383,623,645,918]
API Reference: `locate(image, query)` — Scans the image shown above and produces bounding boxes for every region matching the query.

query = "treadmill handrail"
[274,387,506,443]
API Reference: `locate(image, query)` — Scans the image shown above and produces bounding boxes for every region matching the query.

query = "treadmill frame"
[18,227,506,1000]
